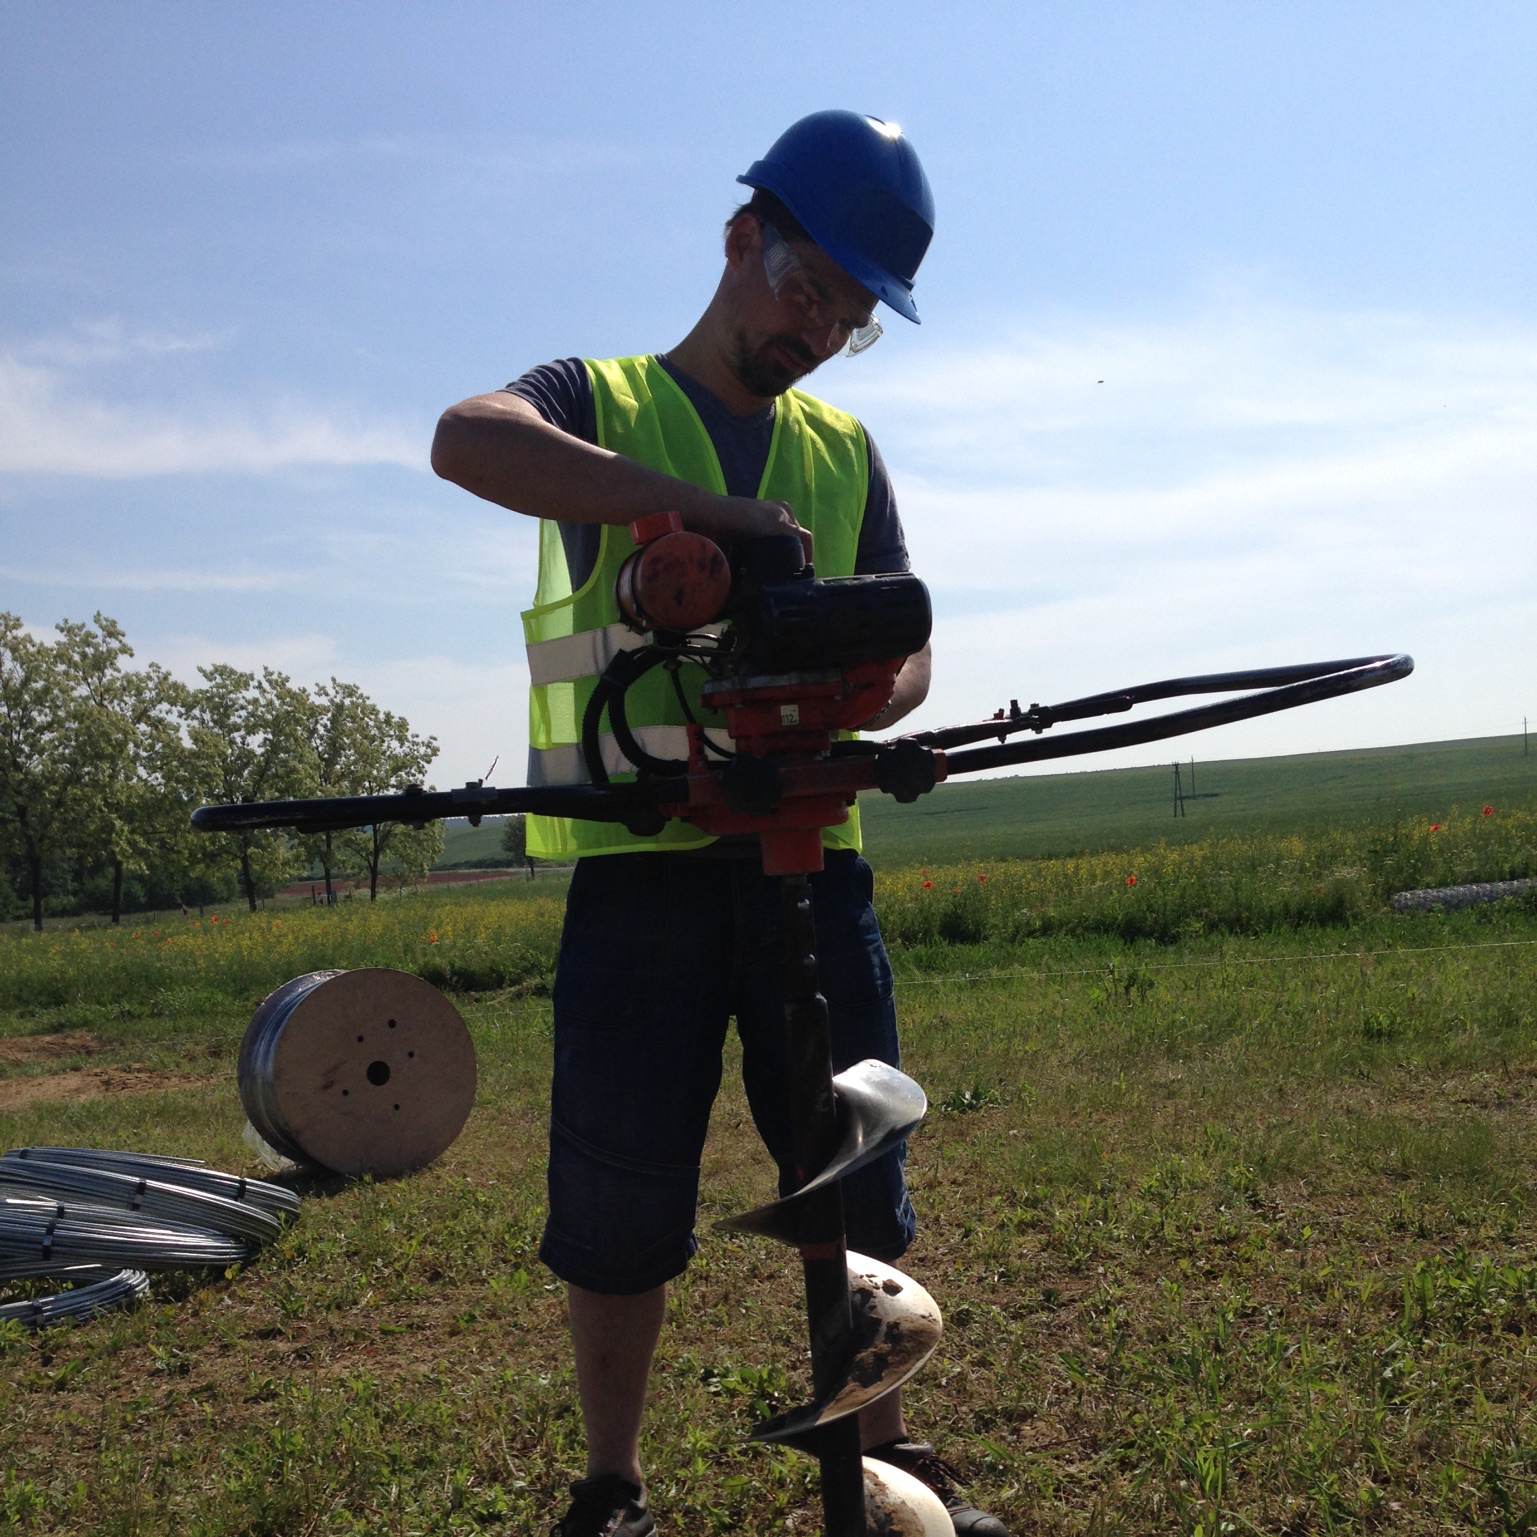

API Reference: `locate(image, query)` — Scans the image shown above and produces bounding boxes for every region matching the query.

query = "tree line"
[0,612,444,930]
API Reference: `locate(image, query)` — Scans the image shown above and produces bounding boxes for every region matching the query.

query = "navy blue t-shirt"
[503,356,909,590]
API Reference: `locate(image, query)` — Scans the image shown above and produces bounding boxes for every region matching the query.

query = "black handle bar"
[189,780,683,835]
[934,653,1414,773]
[190,653,1412,835]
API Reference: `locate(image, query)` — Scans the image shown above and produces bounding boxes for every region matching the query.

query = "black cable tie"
[236,1177,247,1200]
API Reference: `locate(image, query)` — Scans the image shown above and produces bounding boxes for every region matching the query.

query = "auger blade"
[717,1060,926,1244]
[862,1458,954,1536]
[750,1254,942,1444]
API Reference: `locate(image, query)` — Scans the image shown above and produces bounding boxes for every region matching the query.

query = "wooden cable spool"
[238,969,476,1177]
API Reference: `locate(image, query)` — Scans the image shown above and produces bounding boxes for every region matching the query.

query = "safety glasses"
[760,223,883,357]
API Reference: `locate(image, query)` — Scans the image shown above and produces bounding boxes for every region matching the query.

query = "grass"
[1,806,1536,1534]
[876,805,1537,951]
[861,730,1537,867]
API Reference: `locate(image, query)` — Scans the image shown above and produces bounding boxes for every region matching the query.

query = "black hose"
[581,645,691,782]
[941,654,1413,775]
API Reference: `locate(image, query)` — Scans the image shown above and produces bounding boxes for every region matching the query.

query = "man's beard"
[730,331,821,400]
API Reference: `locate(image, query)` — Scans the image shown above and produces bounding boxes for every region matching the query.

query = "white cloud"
[359,654,531,788]
[10,318,234,371]
[0,561,288,594]
[313,519,540,597]
[898,406,1534,593]
[851,305,1537,450]
[151,630,342,684]
[833,299,1537,767]
[9,295,1534,783]
[0,350,423,478]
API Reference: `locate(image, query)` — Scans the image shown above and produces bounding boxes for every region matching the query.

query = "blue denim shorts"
[539,849,916,1294]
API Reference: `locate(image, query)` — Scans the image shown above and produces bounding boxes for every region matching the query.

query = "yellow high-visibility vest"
[523,355,870,860]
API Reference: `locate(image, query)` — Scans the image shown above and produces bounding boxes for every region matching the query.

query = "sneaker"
[865,1440,1009,1536]
[551,1474,656,1537]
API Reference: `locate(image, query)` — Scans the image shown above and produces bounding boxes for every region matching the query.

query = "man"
[433,110,1009,1537]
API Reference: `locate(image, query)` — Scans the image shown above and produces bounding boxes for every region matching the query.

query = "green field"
[862,731,1537,865]
[436,732,1537,871]
[2,762,1536,1535]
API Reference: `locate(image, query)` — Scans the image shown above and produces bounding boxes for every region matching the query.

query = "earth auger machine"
[195,515,1412,1535]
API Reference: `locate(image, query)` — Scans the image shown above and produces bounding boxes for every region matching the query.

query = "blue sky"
[3,2,1534,790]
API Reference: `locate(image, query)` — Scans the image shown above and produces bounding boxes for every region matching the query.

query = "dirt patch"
[0,1066,213,1112]
[0,1030,104,1067]
[1443,1062,1537,1114]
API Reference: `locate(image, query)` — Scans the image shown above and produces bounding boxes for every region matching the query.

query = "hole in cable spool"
[238,969,476,1178]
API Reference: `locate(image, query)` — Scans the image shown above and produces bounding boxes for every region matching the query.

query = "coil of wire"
[0,1156,285,1243]
[0,1147,297,1331]
[4,1146,301,1223]
[0,1267,149,1329]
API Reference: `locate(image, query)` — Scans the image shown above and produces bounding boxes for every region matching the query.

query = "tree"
[388,819,447,892]
[0,614,89,930]
[499,812,537,877]
[500,813,525,864]
[183,665,320,912]
[334,703,440,900]
[304,679,370,903]
[1,618,442,921]
[55,615,189,925]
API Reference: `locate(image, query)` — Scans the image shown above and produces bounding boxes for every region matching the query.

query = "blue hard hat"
[737,110,935,324]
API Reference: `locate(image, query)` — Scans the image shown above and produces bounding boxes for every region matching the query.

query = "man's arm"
[432,392,814,557]
[861,641,931,733]
[849,431,929,732]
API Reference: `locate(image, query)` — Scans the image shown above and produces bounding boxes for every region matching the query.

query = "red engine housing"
[675,659,904,875]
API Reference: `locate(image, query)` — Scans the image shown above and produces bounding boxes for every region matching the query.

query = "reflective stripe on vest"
[522,355,869,862]
[526,621,648,689]
[527,723,738,788]
[526,620,730,690]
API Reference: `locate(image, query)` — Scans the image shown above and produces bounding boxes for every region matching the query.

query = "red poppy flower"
[1126,875,1138,887]
[1430,823,1441,833]
[1483,805,1494,816]
[923,880,933,889]
[977,875,988,884]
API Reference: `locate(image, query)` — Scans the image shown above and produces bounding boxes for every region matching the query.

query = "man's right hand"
[687,495,813,564]
[433,393,812,563]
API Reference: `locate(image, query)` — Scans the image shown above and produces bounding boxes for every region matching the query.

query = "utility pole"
[1173,762,1186,817]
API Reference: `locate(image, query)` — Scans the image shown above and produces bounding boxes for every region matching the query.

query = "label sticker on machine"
[780,704,801,725]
